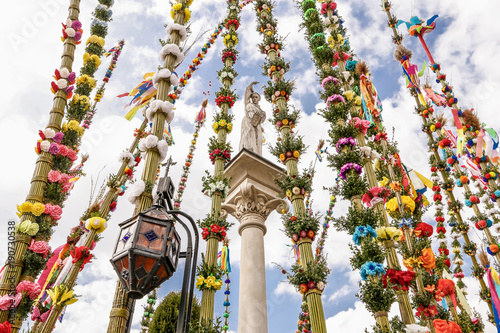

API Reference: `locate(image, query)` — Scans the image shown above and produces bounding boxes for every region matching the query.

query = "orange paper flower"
[433,319,462,333]
[420,248,436,271]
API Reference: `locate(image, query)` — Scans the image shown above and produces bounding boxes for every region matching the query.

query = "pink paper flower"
[59,145,69,156]
[16,281,41,300]
[31,306,50,322]
[59,173,69,182]
[62,183,71,193]
[0,293,22,310]
[53,132,64,143]
[28,239,51,258]
[47,170,61,183]
[48,143,60,155]
[67,149,77,161]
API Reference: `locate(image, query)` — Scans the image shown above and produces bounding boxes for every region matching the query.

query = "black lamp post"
[110,157,199,332]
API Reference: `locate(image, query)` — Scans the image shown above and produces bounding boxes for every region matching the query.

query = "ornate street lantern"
[110,205,181,299]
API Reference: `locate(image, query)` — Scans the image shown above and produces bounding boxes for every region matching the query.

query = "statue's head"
[251,93,261,104]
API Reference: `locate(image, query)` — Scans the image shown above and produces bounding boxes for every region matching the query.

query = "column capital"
[222,181,287,224]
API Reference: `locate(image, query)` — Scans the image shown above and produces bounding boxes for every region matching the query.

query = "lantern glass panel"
[144,207,171,220]
[137,222,166,251]
[115,216,138,254]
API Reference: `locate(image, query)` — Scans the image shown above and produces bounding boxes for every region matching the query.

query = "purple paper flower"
[53,132,64,143]
[68,72,76,82]
[74,31,82,42]
[336,137,356,152]
[339,163,362,180]
[327,94,345,108]
[65,86,74,95]
[49,143,60,155]
[71,20,82,30]
[321,76,339,89]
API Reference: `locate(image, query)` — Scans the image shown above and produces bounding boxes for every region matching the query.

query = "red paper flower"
[70,246,92,271]
[414,222,433,237]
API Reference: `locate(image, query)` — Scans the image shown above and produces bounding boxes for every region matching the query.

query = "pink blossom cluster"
[0,293,21,311]
[28,239,51,258]
[47,170,72,192]
[16,281,41,300]
[44,203,63,220]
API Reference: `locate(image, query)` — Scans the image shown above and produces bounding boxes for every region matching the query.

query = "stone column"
[239,211,267,333]
[222,148,286,333]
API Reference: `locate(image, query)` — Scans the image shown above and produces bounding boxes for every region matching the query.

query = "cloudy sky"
[1,0,500,332]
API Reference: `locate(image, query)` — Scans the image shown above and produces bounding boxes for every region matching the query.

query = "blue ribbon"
[398,218,413,228]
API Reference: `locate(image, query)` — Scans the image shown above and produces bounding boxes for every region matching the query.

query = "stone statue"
[240,82,266,155]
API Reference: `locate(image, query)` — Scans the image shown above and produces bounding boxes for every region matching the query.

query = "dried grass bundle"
[394,45,412,62]
[317,139,325,151]
[435,112,449,127]
[355,61,369,76]
[478,247,489,269]
[463,109,481,130]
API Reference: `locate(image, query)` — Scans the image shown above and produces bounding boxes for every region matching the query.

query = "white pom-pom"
[60,68,70,78]
[65,28,76,37]
[147,100,175,123]
[119,151,135,167]
[57,79,68,89]
[43,128,55,139]
[66,19,72,27]
[166,23,187,42]
[40,140,51,152]
[144,135,158,149]
[138,138,147,152]
[157,141,169,162]
[170,73,179,86]
[159,44,184,67]
[152,69,172,89]
[128,180,146,205]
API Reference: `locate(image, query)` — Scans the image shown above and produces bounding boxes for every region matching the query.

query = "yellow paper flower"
[386,227,402,241]
[282,119,289,125]
[172,3,182,10]
[379,176,389,187]
[279,153,286,161]
[344,90,354,101]
[213,280,223,290]
[90,54,101,66]
[205,276,215,288]
[83,52,90,63]
[187,0,194,6]
[286,189,292,197]
[184,8,191,23]
[32,202,46,216]
[19,202,34,214]
[377,227,388,240]
[85,217,107,234]
[227,123,233,131]
[191,140,196,145]
[293,150,300,158]
[385,197,398,212]
[17,220,39,236]
[68,120,80,131]
[196,276,204,286]
[401,196,416,213]
[354,96,362,106]
[97,37,105,47]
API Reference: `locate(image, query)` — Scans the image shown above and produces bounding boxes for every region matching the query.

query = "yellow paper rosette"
[196,276,204,287]
[354,96,362,106]
[32,202,46,216]
[227,123,233,131]
[220,119,227,126]
[205,276,215,288]
[18,201,34,214]
[377,227,402,241]
[172,3,182,10]
[85,216,108,233]
[344,90,354,101]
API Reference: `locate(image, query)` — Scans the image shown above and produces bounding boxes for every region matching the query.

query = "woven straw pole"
[0,3,81,321]
[200,236,220,321]
[305,291,327,333]
[374,311,390,332]
[107,7,185,332]
[39,305,63,333]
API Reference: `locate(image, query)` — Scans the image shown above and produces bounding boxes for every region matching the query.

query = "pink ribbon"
[487,269,500,319]
[476,129,485,158]
[451,109,463,131]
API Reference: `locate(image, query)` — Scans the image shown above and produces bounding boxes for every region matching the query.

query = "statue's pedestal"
[222,149,286,333]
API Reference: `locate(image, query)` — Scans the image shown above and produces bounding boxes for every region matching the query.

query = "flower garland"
[198,0,239,321]
[50,68,76,98]
[140,289,157,333]
[173,101,207,209]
